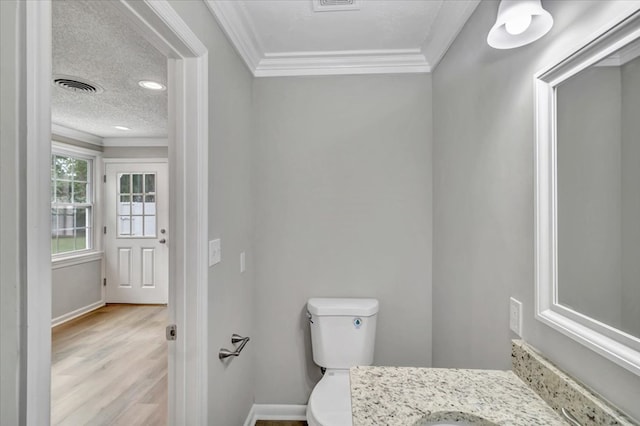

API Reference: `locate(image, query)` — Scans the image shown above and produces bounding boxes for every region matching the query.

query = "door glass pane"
[132,195,143,214]
[144,195,156,215]
[118,216,131,236]
[132,174,143,193]
[145,174,155,193]
[130,216,144,236]
[119,195,131,215]
[144,216,156,237]
[119,174,130,194]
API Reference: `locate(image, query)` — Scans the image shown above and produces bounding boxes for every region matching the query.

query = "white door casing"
[105,161,168,304]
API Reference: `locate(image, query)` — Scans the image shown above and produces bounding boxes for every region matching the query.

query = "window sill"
[52,251,103,270]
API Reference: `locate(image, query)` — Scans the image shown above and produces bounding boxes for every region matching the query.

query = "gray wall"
[433,0,640,420]
[102,146,168,158]
[556,66,622,328]
[0,0,24,423]
[621,56,640,338]
[52,260,103,320]
[167,1,255,425]
[252,74,433,404]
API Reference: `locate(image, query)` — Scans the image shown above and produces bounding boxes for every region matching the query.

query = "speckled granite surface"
[350,366,564,426]
[512,340,637,426]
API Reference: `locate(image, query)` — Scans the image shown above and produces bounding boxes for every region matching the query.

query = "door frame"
[25,1,209,424]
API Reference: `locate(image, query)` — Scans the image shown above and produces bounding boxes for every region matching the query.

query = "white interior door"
[105,162,168,304]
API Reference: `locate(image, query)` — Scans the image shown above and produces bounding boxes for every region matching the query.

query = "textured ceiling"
[207,0,480,76]
[249,1,442,53]
[52,0,167,139]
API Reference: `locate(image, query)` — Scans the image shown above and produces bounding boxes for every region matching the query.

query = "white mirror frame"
[535,10,640,376]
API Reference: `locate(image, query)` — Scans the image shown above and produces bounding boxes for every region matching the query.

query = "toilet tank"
[307,298,379,369]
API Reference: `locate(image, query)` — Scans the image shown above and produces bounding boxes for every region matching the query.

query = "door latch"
[166,324,177,341]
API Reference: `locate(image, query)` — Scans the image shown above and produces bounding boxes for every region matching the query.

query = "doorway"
[25,1,209,424]
[104,161,169,304]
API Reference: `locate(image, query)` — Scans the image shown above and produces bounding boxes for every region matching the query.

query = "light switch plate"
[510,297,523,336]
[209,239,221,266]
[240,251,246,273]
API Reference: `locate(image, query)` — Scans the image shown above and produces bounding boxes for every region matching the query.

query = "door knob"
[159,238,166,244]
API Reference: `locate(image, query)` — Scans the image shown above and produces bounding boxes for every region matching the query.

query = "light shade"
[487,0,553,49]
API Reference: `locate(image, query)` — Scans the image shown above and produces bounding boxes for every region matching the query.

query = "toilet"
[306,298,379,426]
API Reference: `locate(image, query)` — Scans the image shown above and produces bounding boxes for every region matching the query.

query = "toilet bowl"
[306,298,379,426]
[306,370,352,426]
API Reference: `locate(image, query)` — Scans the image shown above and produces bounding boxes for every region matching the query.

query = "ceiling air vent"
[313,0,360,12]
[53,75,104,94]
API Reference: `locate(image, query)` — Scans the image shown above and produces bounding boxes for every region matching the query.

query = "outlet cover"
[510,297,523,336]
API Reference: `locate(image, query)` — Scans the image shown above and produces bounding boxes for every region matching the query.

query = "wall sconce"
[487,0,553,49]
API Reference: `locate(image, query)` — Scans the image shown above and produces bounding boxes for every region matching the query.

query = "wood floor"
[51,304,168,426]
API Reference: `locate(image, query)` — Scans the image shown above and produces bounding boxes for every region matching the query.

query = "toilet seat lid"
[308,371,353,426]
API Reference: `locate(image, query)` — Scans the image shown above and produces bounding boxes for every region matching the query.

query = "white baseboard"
[244,404,308,426]
[51,300,105,327]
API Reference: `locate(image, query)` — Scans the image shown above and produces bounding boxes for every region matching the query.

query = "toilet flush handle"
[307,311,314,324]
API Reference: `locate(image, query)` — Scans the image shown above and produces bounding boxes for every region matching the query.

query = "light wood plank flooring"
[52,304,168,426]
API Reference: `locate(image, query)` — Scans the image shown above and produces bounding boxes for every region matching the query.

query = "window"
[51,153,93,255]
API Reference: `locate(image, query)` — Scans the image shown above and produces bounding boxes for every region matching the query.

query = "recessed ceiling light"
[114,126,131,131]
[138,80,166,91]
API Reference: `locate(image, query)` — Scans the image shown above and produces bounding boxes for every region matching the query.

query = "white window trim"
[52,251,103,270]
[51,141,103,262]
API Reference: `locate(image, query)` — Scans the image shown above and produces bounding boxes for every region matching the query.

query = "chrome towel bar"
[218,334,250,360]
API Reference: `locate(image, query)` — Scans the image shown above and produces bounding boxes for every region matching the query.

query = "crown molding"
[255,50,430,76]
[102,137,169,147]
[51,123,103,146]
[204,0,479,77]
[421,0,481,71]
[204,0,262,72]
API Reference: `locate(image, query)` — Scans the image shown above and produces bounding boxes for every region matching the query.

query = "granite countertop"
[350,366,566,426]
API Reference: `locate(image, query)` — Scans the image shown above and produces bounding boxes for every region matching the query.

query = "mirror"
[535,10,640,375]
[556,37,640,340]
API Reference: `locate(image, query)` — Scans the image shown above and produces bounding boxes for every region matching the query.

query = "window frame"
[51,141,103,261]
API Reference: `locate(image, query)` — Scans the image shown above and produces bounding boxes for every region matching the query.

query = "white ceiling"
[206,0,481,76]
[51,0,479,140]
[52,0,167,140]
